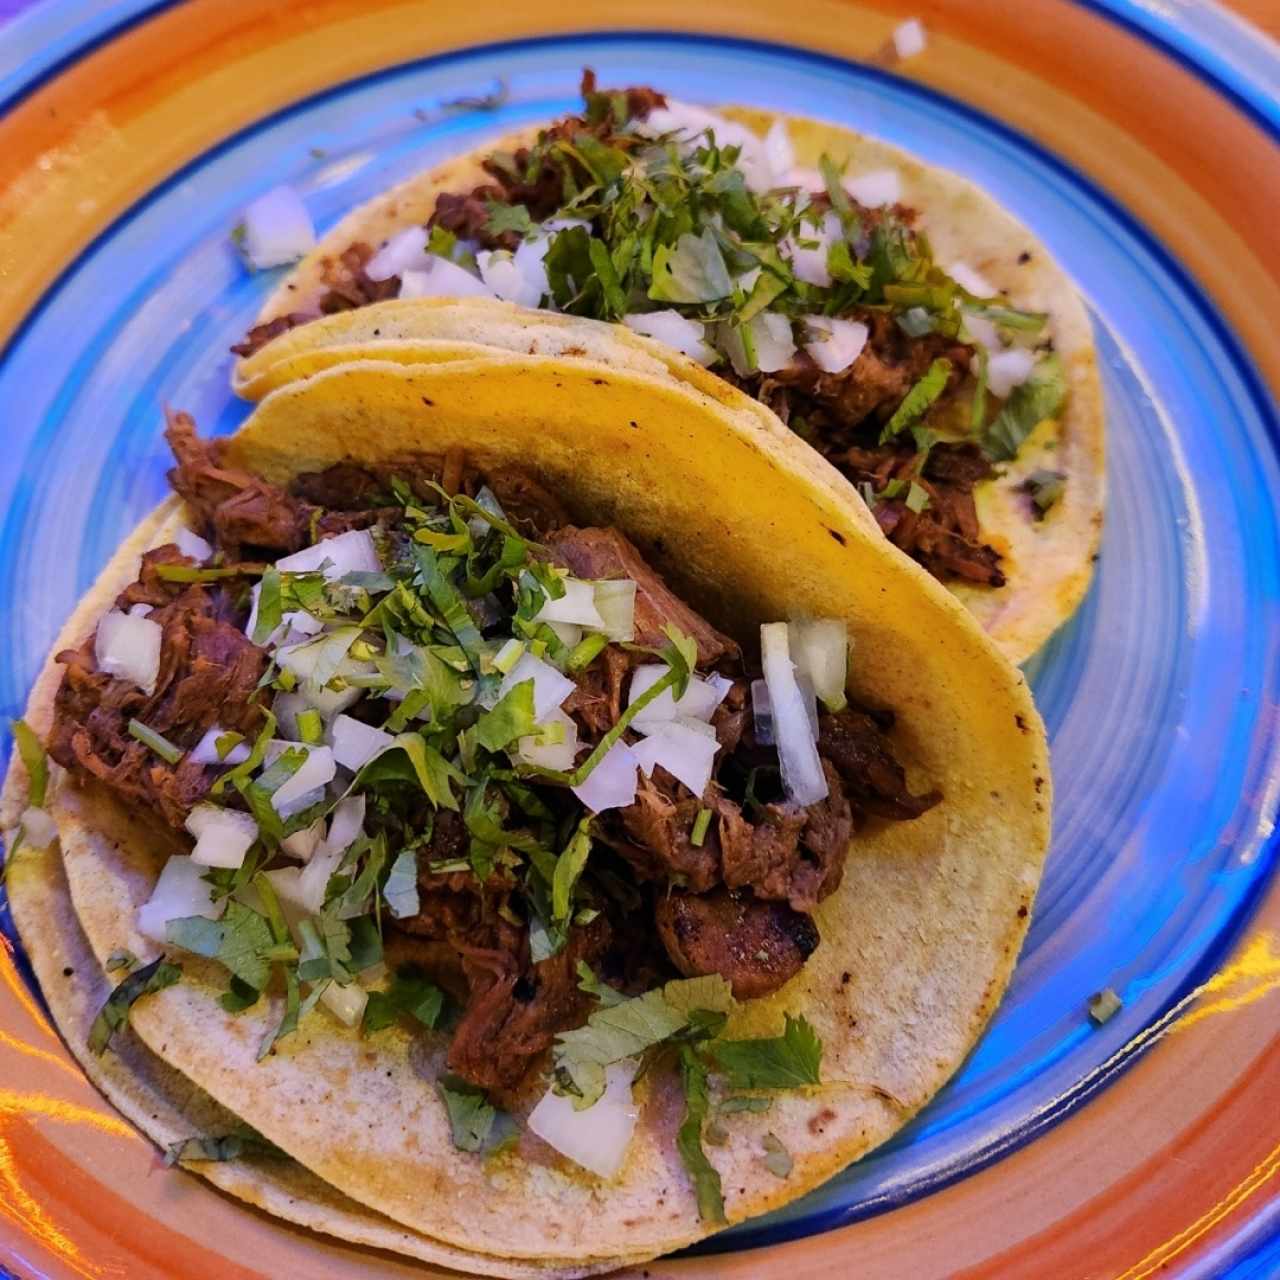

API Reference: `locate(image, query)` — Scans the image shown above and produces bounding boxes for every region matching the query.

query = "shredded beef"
[608,774,722,892]
[447,915,611,1092]
[654,888,818,1000]
[485,469,571,537]
[48,561,267,829]
[818,708,941,820]
[546,525,739,666]
[229,312,314,359]
[563,645,633,740]
[316,242,400,316]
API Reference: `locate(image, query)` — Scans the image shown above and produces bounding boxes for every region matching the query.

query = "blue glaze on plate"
[1,32,1278,1258]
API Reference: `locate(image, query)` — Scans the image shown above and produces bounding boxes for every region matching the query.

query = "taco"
[230,70,1104,664]
[4,355,1050,1271]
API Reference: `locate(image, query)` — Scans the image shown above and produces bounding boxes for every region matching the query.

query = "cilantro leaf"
[168,900,278,992]
[677,1046,726,1223]
[1023,468,1066,518]
[551,817,592,924]
[11,719,48,807]
[649,230,733,304]
[362,964,444,1034]
[89,957,181,1054]
[165,1129,285,1166]
[437,1076,497,1153]
[879,358,952,444]
[472,678,536,753]
[576,960,626,1008]
[707,1014,823,1089]
[984,354,1066,462]
[485,201,534,239]
[358,733,464,811]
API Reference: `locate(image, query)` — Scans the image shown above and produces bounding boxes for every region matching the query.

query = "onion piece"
[95,609,162,694]
[276,627,360,687]
[528,1060,639,1179]
[760,623,828,805]
[803,316,869,375]
[630,721,719,796]
[592,580,637,642]
[946,261,996,299]
[188,724,251,766]
[571,741,639,814]
[843,169,901,208]
[788,619,849,712]
[499,652,575,721]
[398,255,494,300]
[720,312,796,377]
[268,745,336,817]
[783,210,841,288]
[622,311,717,365]
[628,666,728,728]
[175,527,213,562]
[320,980,368,1028]
[545,620,582,649]
[751,676,819,746]
[477,246,547,308]
[281,817,324,862]
[365,226,429,282]
[985,347,1037,399]
[517,707,579,771]
[19,806,57,850]
[534,578,607,629]
[762,120,795,185]
[324,794,366,856]
[329,714,394,772]
[185,804,259,869]
[961,312,1002,352]
[240,186,315,270]
[137,855,225,943]
[276,529,380,580]
[892,18,927,60]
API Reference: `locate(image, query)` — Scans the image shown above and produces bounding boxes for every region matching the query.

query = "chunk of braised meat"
[166,411,312,559]
[229,312,315,360]
[710,678,749,755]
[655,888,818,1000]
[317,242,400,316]
[546,526,739,665]
[447,915,612,1092]
[606,774,722,892]
[770,310,971,431]
[485,468,571,538]
[48,569,268,828]
[290,462,395,510]
[818,708,941,820]
[563,645,633,741]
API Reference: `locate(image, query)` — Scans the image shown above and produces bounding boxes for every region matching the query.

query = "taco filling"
[35,413,939,1195]
[233,71,1067,589]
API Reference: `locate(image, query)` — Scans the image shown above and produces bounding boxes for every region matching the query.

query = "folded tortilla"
[231,105,1105,664]
[5,355,1051,1268]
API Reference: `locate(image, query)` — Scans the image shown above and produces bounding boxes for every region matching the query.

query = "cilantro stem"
[569,667,680,786]
[127,719,184,765]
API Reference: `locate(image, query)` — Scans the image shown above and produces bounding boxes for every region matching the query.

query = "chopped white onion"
[320,981,368,1028]
[528,1060,640,1179]
[750,676,819,746]
[592,580,637,642]
[803,316,870,375]
[398,255,494,300]
[184,803,259,869]
[635,100,788,192]
[630,720,719,796]
[984,347,1037,399]
[517,707,579,771]
[534,578,607,629]
[628,665,729,728]
[95,609,162,694]
[365,225,429,281]
[788,619,849,712]
[546,620,583,649]
[269,745,336,817]
[175,527,213,562]
[188,724,251,766]
[720,312,796,377]
[961,312,1002,352]
[137,855,225,943]
[128,603,154,618]
[273,795,365,915]
[19,805,57,850]
[476,242,549,308]
[240,186,315,270]
[329,714,394,772]
[244,583,324,648]
[572,741,639,813]
[276,627,359,686]
[281,817,324,862]
[947,261,996,299]
[622,311,717,365]
[783,165,824,192]
[760,623,828,805]
[500,652,575,721]
[276,529,380,580]
[325,794,366,857]
[783,210,841,288]
[843,169,901,208]
[762,120,795,184]
[300,681,362,721]
[892,18,927,60]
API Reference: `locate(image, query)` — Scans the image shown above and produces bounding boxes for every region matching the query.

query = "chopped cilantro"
[984,354,1066,462]
[879,358,952,444]
[484,201,534,239]
[1024,468,1066,518]
[551,817,592,924]
[11,719,48,807]
[89,957,180,1054]
[165,1129,285,1166]
[677,1047,726,1223]
[576,960,626,1008]
[437,1076,497,1152]
[707,1014,823,1090]
[104,948,138,974]
[362,964,444,1034]
[905,481,931,514]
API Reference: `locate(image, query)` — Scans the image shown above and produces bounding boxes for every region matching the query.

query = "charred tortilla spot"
[828,528,847,546]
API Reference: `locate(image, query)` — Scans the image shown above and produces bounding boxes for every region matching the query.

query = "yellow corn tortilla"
[6,355,1051,1267]
[232,106,1105,665]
